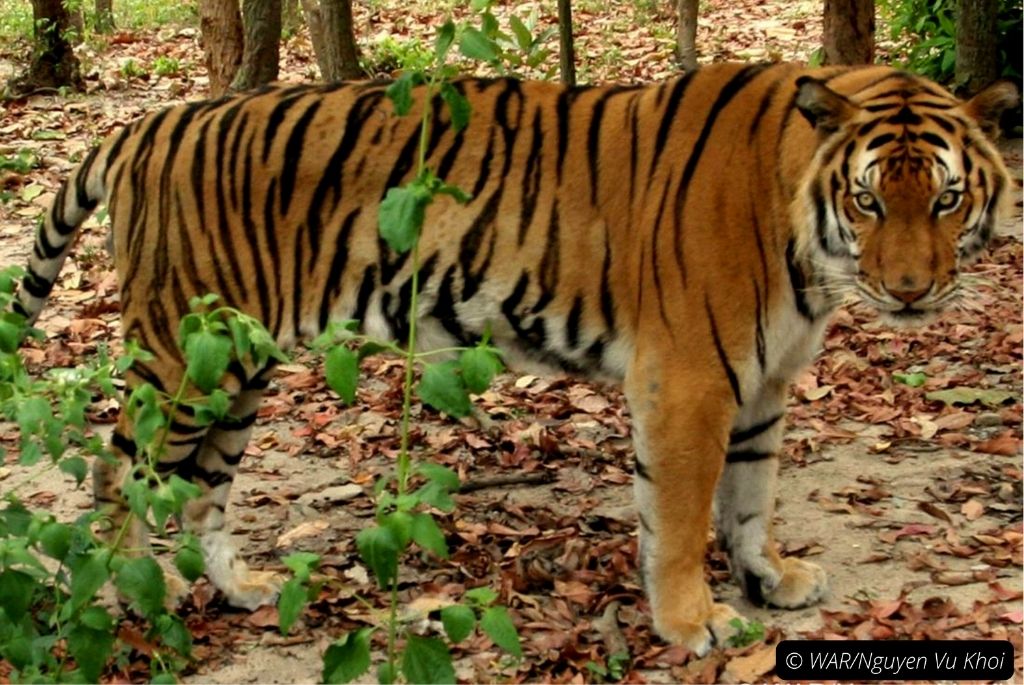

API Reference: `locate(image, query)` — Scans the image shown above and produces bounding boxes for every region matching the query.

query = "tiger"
[13,62,1018,655]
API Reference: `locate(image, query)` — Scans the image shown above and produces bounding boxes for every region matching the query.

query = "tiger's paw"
[220,569,284,611]
[655,603,743,657]
[761,557,828,609]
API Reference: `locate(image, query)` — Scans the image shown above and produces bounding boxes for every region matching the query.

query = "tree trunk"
[9,0,83,94]
[675,0,698,72]
[198,0,244,97]
[94,0,115,33]
[822,0,874,65]
[557,0,576,86]
[232,0,282,90]
[302,0,362,81]
[955,0,999,94]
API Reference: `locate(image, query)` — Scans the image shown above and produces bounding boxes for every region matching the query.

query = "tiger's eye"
[936,190,960,211]
[854,192,876,213]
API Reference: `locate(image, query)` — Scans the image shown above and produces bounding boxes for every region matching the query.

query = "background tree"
[198,0,244,96]
[676,0,698,72]
[955,0,999,94]
[822,0,874,64]
[94,0,115,33]
[232,0,282,90]
[302,0,363,81]
[557,0,575,85]
[9,0,83,94]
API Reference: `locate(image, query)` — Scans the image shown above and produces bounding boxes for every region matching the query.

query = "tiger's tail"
[14,144,108,324]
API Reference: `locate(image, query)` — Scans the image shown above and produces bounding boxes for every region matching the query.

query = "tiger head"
[792,72,1019,324]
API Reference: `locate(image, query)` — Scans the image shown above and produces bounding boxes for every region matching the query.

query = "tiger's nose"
[885,277,932,304]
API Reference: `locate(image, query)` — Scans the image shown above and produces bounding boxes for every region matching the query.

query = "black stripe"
[262,91,307,163]
[729,414,782,445]
[706,294,742,406]
[587,91,611,205]
[599,223,615,331]
[21,271,53,298]
[74,147,100,211]
[281,101,322,217]
[785,238,813,320]
[352,265,377,325]
[753,278,766,371]
[318,208,361,330]
[111,431,138,458]
[748,74,783,141]
[566,294,583,349]
[726,449,774,463]
[919,131,949,150]
[459,191,501,301]
[648,73,695,181]
[867,132,897,150]
[518,108,544,245]
[634,459,652,481]
[674,65,766,285]
[533,200,560,312]
[650,172,674,329]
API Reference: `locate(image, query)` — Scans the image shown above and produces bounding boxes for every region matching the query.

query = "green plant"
[152,56,181,77]
[585,652,630,681]
[879,0,1022,83]
[362,36,436,76]
[120,58,147,79]
[0,268,202,682]
[0,150,39,175]
[315,5,568,681]
[725,617,766,648]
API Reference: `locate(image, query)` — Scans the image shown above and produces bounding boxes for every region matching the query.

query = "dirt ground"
[1,0,1022,682]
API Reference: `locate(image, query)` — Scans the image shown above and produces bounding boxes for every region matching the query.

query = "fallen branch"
[459,472,554,493]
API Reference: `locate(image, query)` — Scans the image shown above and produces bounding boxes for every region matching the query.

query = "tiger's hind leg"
[714,380,828,609]
[174,365,282,610]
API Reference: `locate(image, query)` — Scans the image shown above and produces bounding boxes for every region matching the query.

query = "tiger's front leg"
[714,380,828,608]
[626,363,745,656]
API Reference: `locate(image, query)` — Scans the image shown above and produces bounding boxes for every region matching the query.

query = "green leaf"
[0,570,36,620]
[325,345,359,404]
[464,586,498,606]
[402,635,455,685]
[322,628,373,684]
[435,20,456,62]
[416,462,460,491]
[32,129,65,140]
[150,672,178,684]
[114,556,166,618]
[509,14,532,50]
[69,548,111,613]
[356,525,400,588]
[925,387,1016,408]
[67,624,114,683]
[174,544,204,583]
[184,329,232,393]
[154,613,192,657]
[480,605,521,657]
[440,603,475,644]
[39,521,73,561]
[459,346,503,394]
[459,27,499,63]
[0,319,19,353]
[414,481,455,513]
[381,510,414,548]
[386,72,419,117]
[357,340,389,360]
[418,361,471,417]
[440,82,471,132]
[410,513,448,558]
[79,605,114,631]
[58,456,88,485]
[379,184,429,254]
[283,551,321,579]
[377,662,397,685]
[278,577,307,635]
[893,371,927,387]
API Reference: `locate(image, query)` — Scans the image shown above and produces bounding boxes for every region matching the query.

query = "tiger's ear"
[795,76,857,134]
[961,80,1020,139]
